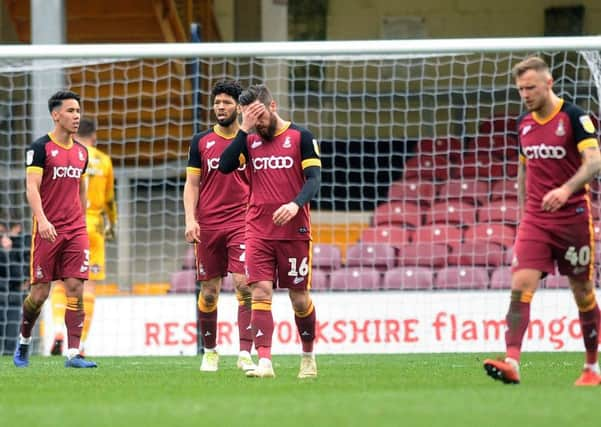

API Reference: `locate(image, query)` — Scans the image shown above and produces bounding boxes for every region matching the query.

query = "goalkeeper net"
[0,39,600,355]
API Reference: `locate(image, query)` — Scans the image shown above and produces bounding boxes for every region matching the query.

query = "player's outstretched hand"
[272,202,300,226]
[104,222,116,241]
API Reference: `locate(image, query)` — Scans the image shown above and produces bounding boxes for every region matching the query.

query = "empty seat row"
[374,200,519,228]
[311,266,578,291]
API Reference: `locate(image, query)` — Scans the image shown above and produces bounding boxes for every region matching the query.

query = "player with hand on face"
[219,84,321,379]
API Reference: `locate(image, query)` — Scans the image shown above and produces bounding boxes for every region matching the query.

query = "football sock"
[65,296,85,351]
[81,290,95,343]
[576,290,600,365]
[251,299,273,360]
[236,290,253,353]
[20,294,43,338]
[505,290,532,362]
[294,298,316,353]
[198,293,218,349]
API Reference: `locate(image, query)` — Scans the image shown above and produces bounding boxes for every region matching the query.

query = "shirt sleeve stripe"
[186,166,201,176]
[26,166,43,175]
[302,158,321,169]
[577,138,599,152]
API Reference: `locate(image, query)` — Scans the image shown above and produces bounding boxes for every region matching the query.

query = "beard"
[255,113,278,141]
[217,111,238,127]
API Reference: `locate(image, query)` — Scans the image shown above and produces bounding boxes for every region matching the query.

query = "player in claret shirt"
[15,90,97,369]
[184,80,256,373]
[219,84,321,379]
[484,56,601,386]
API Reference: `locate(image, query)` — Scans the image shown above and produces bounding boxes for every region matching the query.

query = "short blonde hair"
[512,56,550,79]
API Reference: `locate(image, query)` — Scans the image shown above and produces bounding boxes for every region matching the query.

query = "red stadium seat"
[414,225,463,253]
[478,115,518,135]
[434,266,490,290]
[594,224,601,242]
[360,226,413,248]
[346,243,397,271]
[473,135,519,160]
[542,274,569,289]
[490,180,519,201]
[490,267,512,289]
[591,200,601,221]
[312,243,342,271]
[404,154,457,182]
[438,179,489,206]
[329,267,382,291]
[478,199,519,227]
[447,241,505,268]
[373,201,423,228]
[416,137,462,162]
[456,153,506,180]
[426,200,477,227]
[310,269,329,291]
[182,246,196,270]
[397,242,449,269]
[504,246,514,266]
[169,270,196,294]
[464,223,516,249]
[383,267,434,290]
[387,179,437,206]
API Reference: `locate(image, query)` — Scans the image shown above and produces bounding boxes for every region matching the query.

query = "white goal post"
[0,37,600,355]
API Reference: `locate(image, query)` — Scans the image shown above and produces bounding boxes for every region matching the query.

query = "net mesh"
[0,48,600,354]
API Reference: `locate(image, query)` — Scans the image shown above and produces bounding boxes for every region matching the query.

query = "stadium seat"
[478,115,518,135]
[360,226,413,248]
[383,267,434,290]
[490,266,512,289]
[478,199,519,227]
[542,273,569,289]
[413,224,463,253]
[310,269,329,291]
[426,200,477,227]
[591,200,601,221]
[447,241,504,268]
[456,152,506,180]
[312,243,342,271]
[169,269,196,294]
[504,246,514,266]
[329,267,382,291]
[490,179,519,201]
[397,242,449,269]
[464,223,516,249]
[416,137,462,162]
[437,179,489,205]
[387,179,437,206]
[373,201,423,228]
[594,224,601,242]
[404,154,457,182]
[434,266,490,290]
[346,243,397,271]
[473,134,519,160]
[182,246,195,269]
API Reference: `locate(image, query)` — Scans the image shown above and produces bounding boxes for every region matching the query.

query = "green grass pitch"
[0,353,598,427]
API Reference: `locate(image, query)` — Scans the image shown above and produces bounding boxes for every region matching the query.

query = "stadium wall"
[327,0,601,39]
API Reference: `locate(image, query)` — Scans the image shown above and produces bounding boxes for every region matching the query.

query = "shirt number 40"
[564,245,591,267]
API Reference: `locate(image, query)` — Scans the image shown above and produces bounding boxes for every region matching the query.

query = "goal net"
[0,38,600,355]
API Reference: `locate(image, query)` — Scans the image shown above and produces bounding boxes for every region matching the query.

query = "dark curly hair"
[211,80,243,103]
[48,90,80,113]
